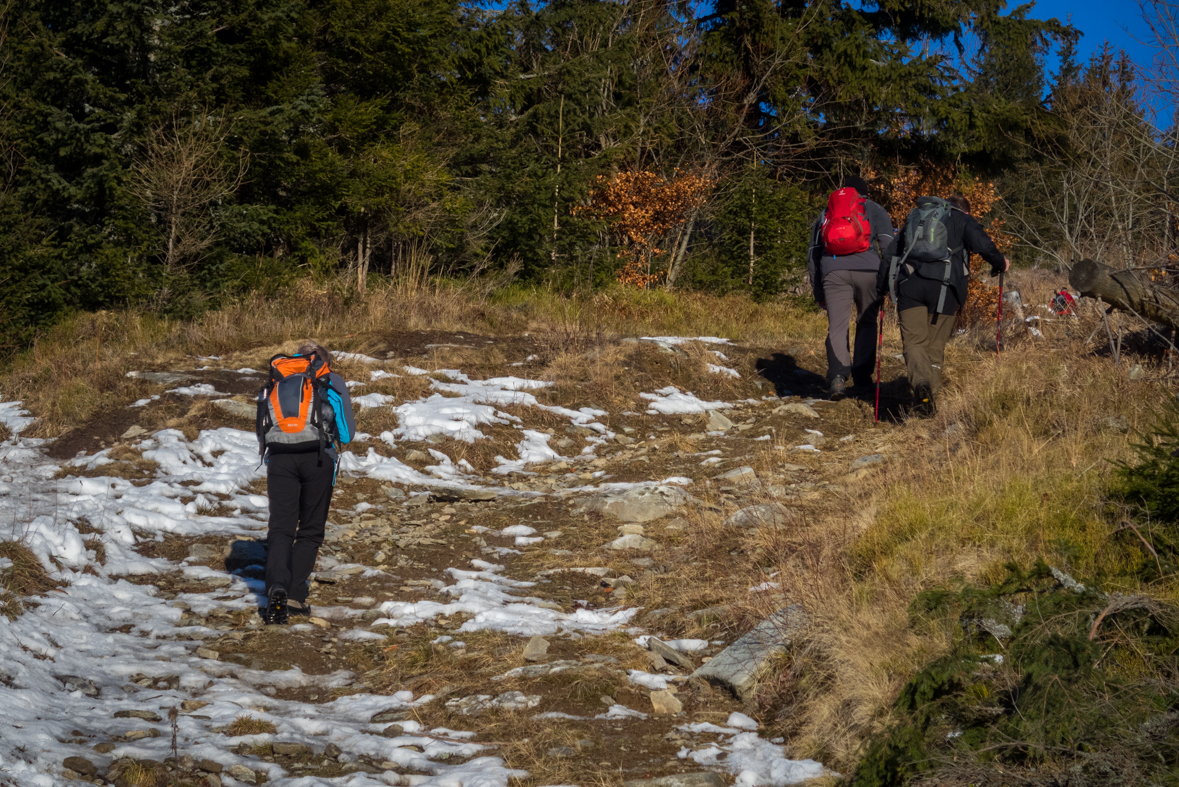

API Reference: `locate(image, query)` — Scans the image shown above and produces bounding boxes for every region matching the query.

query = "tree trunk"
[1069,257,1179,329]
[666,210,697,289]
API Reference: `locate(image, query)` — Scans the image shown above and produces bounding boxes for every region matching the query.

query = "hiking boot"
[265,587,289,625]
[828,375,847,401]
[912,383,935,417]
[288,599,311,618]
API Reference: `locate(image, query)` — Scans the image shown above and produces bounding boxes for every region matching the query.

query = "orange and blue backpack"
[255,353,351,464]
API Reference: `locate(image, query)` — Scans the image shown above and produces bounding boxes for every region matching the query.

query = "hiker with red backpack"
[807,175,895,400]
[877,194,1009,416]
[256,342,356,624]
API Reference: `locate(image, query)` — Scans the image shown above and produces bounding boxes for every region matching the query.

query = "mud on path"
[0,333,910,787]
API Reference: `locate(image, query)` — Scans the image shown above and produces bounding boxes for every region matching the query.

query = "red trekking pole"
[996,271,1004,355]
[875,300,884,423]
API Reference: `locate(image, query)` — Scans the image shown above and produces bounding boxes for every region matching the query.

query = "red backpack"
[821,188,871,255]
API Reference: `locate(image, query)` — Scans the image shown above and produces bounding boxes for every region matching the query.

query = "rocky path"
[0,334,902,787]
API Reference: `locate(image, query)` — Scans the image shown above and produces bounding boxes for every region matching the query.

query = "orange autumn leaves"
[578,170,713,288]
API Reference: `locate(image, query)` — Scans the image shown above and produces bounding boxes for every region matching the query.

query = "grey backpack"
[888,197,964,314]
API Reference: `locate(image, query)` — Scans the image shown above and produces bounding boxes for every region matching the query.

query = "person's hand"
[1003,257,1010,272]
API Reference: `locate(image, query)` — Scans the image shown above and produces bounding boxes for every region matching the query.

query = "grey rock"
[404,449,431,463]
[323,743,343,760]
[128,371,195,385]
[120,425,148,440]
[188,543,222,560]
[383,486,406,501]
[114,709,162,722]
[371,707,413,723]
[198,759,224,773]
[649,689,683,715]
[199,575,231,588]
[723,503,798,530]
[607,534,659,551]
[431,488,498,503]
[1100,415,1129,433]
[445,691,541,716]
[224,540,267,573]
[692,606,806,700]
[618,524,645,535]
[522,636,550,662]
[714,466,756,485]
[705,410,734,432]
[582,485,694,523]
[547,746,577,758]
[647,651,669,671]
[850,454,884,471]
[775,402,820,419]
[273,742,312,757]
[55,674,99,697]
[207,775,223,787]
[623,773,727,787]
[648,637,696,671]
[93,743,116,754]
[1129,363,1147,381]
[227,764,257,784]
[614,434,636,445]
[212,399,255,420]
[63,756,97,777]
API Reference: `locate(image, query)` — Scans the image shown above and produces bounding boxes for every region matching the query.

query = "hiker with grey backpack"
[877,194,1009,416]
[255,342,356,624]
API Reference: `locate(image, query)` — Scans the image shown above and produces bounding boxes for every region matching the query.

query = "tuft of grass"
[226,715,277,736]
[111,761,164,787]
[0,541,58,619]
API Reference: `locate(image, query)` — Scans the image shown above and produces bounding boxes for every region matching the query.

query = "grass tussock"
[226,715,277,736]
[0,541,58,619]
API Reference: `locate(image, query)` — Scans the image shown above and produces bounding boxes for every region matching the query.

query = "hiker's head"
[297,342,331,366]
[842,175,870,196]
[947,194,971,214]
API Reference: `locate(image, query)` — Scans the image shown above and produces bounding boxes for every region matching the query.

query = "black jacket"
[877,210,1006,316]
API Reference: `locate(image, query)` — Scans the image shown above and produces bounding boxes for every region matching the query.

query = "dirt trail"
[7,333,908,787]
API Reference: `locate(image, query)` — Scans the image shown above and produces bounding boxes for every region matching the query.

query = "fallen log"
[1069,258,1179,331]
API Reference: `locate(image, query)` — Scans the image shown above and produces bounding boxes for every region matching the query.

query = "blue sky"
[1031,0,1155,74]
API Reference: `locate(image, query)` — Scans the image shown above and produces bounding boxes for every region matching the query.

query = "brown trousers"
[822,269,881,385]
[898,307,956,393]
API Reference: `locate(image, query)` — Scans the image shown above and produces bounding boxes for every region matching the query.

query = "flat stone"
[188,543,221,560]
[128,371,194,385]
[55,674,99,697]
[444,691,541,716]
[647,651,669,670]
[383,486,406,501]
[714,466,757,485]
[199,759,224,773]
[273,742,312,757]
[705,410,734,432]
[198,575,231,588]
[124,729,159,740]
[431,487,498,503]
[324,743,343,760]
[607,534,659,551]
[195,648,220,660]
[547,746,578,758]
[120,425,148,440]
[581,485,694,523]
[692,606,805,700]
[648,637,696,670]
[63,756,98,776]
[212,399,255,420]
[114,709,162,722]
[776,402,820,419]
[624,772,727,787]
[371,708,414,724]
[404,449,431,463]
[618,524,645,535]
[522,636,550,662]
[93,743,116,754]
[183,701,208,714]
[723,503,798,530]
[649,689,683,715]
[227,764,257,784]
[850,454,884,471]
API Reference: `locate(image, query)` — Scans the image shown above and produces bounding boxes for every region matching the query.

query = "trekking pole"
[996,271,1004,355]
[875,300,884,423]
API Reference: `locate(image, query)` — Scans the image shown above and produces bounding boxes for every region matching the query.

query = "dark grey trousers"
[823,269,881,385]
[265,452,335,603]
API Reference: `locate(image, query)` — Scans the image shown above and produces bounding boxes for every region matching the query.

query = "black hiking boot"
[912,383,935,417]
[265,587,289,625]
[288,599,311,618]
[828,375,847,401]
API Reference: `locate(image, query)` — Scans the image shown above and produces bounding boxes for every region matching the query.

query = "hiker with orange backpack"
[807,175,895,400]
[256,342,356,624]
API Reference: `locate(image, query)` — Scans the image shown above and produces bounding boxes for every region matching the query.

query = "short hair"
[297,342,331,366]
[842,175,870,195]
[947,194,971,214]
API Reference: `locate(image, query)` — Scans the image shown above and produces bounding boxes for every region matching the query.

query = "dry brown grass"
[226,714,277,736]
[0,541,59,619]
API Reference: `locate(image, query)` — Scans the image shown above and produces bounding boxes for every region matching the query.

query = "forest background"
[0,0,1174,350]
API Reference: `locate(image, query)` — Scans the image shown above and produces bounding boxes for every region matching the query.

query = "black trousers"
[265,452,335,604]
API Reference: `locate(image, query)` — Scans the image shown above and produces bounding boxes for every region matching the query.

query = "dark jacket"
[877,209,1005,316]
[807,197,894,303]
